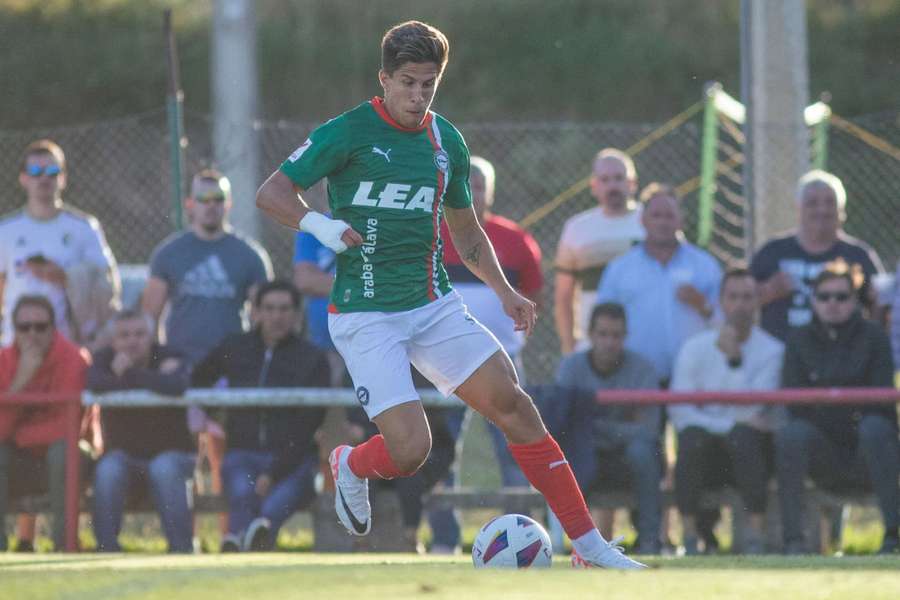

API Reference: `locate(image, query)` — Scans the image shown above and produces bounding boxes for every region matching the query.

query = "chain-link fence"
[1,107,897,382]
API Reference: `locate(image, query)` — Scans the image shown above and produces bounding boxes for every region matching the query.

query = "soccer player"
[256,21,644,569]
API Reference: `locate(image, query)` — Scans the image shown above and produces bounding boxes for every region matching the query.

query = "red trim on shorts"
[424,124,446,302]
[327,303,339,314]
[370,97,432,132]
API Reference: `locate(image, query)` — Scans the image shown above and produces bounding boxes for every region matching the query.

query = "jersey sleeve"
[442,130,472,209]
[246,239,274,286]
[148,240,174,284]
[82,216,116,271]
[749,240,779,282]
[279,116,351,190]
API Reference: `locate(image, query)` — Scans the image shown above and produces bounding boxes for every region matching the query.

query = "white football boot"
[571,536,648,570]
[329,445,372,536]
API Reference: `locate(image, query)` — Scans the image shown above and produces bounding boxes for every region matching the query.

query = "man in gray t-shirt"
[555,302,662,554]
[142,170,273,365]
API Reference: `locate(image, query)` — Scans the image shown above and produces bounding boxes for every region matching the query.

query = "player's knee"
[491,386,536,427]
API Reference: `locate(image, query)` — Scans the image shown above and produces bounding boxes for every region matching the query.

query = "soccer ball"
[471,514,553,568]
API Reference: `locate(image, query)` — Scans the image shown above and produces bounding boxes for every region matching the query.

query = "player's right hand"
[299,211,362,254]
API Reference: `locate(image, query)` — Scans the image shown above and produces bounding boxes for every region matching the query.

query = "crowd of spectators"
[1,139,898,556]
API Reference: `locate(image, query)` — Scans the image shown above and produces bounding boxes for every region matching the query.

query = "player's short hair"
[21,139,66,173]
[12,294,56,326]
[594,148,636,181]
[589,302,627,332]
[381,21,449,76]
[191,168,232,199]
[469,156,496,206]
[639,182,678,206]
[255,280,301,309]
[720,268,755,296]
[796,169,846,220]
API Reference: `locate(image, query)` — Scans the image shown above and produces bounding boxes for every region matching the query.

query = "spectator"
[776,267,899,554]
[750,170,885,342]
[596,183,721,387]
[425,156,544,552]
[142,169,273,365]
[141,168,273,522]
[555,302,662,554]
[554,148,644,354]
[87,309,194,553]
[0,295,89,551]
[293,210,346,388]
[192,280,329,552]
[892,263,900,388]
[669,269,784,555]
[0,138,120,350]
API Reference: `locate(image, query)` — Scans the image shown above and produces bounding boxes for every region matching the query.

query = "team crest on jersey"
[434,149,449,171]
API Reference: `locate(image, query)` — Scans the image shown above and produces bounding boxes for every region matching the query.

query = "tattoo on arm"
[463,242,482,267]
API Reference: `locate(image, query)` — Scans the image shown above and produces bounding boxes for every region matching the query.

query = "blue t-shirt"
[294,231,336,350]
[149,230,272,364]
[596,242,722,381]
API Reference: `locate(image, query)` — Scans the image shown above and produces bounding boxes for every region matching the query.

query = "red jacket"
[0,332,89,449]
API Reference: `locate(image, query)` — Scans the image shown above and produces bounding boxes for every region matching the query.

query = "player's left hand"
[255,473,272,497]
[500,288,537,336]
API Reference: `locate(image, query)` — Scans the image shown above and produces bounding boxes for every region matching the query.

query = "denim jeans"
[221,449,317,538]
[776,415,900,547]
[93,449,195,553]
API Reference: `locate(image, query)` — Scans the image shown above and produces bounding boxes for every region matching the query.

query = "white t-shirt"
[555,205,644,344]
[0,207,115,344]
[669,326,785,434]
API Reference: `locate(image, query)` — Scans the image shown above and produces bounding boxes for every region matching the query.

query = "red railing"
[2,386,899,552]
[1,392,81,552]
[594,387,900,405]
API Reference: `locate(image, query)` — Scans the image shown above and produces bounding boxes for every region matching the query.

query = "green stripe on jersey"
[280,100,471,313]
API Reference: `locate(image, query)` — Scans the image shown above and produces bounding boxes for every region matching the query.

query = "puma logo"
[372,146,392,163]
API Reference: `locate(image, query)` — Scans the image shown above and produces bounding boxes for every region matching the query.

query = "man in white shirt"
[554,148,644,354]
[669,269,784,554]
[0,139,119,348]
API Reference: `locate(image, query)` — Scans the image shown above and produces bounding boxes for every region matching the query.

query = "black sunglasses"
[15,321,51,333]
[25,164,62,177]
[814,291,852,303]
[195,193,227,205]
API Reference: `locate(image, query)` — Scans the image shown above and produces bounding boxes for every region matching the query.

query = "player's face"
[379,62,442,129]
[19,153,65,204]
[188,180,230,234]
[112,317,153,364]
[812,277,856,325]
[589,315,626,363]
[590,157,634,212]
[258,290,297,343]
[800,185,840,239]
[13,305,55,354]
[641,193,681,246]
[720,275,758,329]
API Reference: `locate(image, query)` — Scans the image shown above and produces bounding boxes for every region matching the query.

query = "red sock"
[508,433,595,540]
[347,434,408,480]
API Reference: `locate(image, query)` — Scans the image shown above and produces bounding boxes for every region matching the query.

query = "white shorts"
[328,291,505,419]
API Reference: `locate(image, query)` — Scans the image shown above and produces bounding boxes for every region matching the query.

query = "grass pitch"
[3,553,899,600]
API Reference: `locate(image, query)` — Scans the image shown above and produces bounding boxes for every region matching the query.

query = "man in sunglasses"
[0,139,120,349]
[0,295,89,551]
[750,170,885,342]
[142,168,273,532]
[776,267,898,554]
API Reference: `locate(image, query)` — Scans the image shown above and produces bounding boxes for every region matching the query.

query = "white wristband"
[298,212,350,254]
